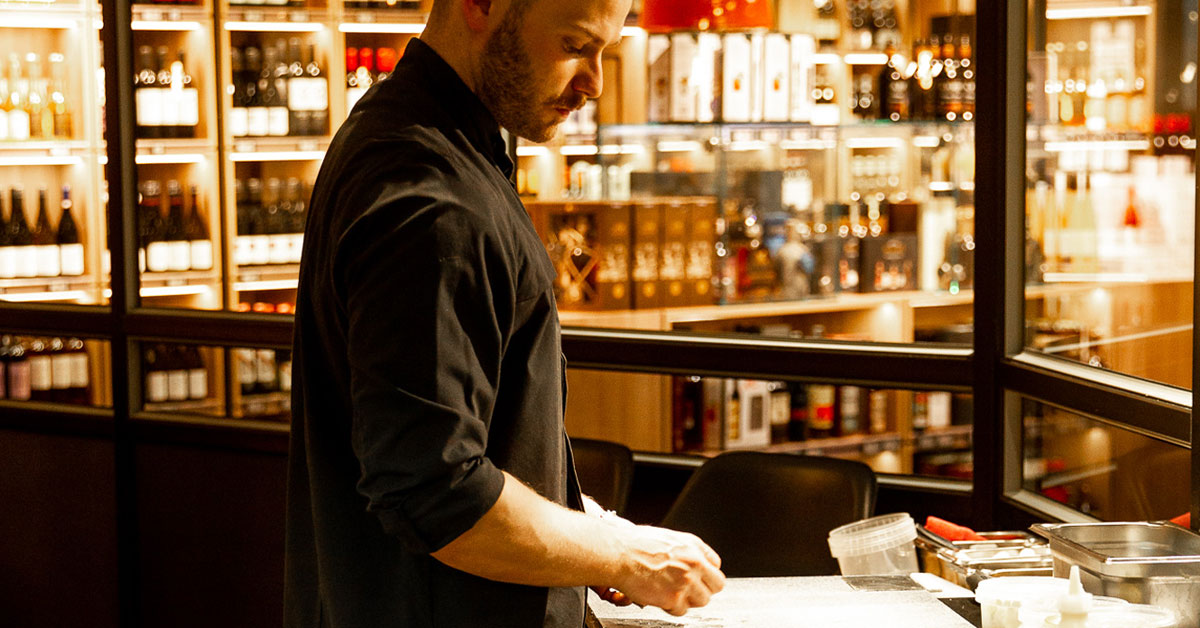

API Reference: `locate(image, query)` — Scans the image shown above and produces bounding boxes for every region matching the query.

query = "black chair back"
[660,451,877,577]
[570,437,635,516]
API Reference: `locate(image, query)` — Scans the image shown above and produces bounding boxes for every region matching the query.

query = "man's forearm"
[431,471,629,587]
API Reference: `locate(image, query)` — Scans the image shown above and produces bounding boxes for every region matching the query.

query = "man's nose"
[572,54,603,100]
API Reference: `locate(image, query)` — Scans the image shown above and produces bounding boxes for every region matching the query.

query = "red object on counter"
[925,516,987,542]
[1170,512,1191,528]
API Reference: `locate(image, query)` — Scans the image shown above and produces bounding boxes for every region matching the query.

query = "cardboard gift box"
[525,201,633,310]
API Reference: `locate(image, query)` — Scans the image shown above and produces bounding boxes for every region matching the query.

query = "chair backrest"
[570,437,635,516]
[660,451,877,577]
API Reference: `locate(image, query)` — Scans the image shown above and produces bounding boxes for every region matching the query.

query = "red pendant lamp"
[641,0,774,32]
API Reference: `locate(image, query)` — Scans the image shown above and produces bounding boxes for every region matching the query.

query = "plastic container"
[974,576,1071,628]
[827,513,919,576]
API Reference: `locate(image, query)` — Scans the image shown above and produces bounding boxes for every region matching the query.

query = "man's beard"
[477,11,583,142]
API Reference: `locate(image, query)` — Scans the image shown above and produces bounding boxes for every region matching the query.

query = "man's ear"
[461,0,496,34]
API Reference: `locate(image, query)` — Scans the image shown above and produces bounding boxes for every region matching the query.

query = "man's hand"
[610,525,725,616]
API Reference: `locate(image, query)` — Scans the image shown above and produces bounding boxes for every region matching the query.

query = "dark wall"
[0,429,118,628]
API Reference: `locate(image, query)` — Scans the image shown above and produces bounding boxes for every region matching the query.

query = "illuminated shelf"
[100,270,220,299]
[0,6,88,29]
[913,425,973,452]
[0,275,94,303]
[133,139,216,165]
[132,4,208,30]
[339,7,424,33]
[229,137,328,162]
[235,264,300,292]
[0,140,90,166]
[225,7,326,31]
[144,397,223,415]
[693,431,904,459]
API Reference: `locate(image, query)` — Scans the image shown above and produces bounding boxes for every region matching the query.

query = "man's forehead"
[535,0,631,44]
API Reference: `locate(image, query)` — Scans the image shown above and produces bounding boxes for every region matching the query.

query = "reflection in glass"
[1021,398,1188,521]
[564,368,972,480]
[1025,0,1195,388]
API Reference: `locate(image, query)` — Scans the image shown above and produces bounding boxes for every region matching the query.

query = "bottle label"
[247,107,269,137]
[190,240,213,271]
[255,349,276,383]
[146,242,171,273]
[146,371,169,403]
[249,235,271,265]
[230,107,249,138]
[268,107,289,136]
[51,354,72,390]
[278,360,292,393]
[346,88,367,113]
[15,246,38,278]
[180,88,200,127]
[236,349,257,386]
[60,243,85,276]
[135,88,163,126]
[36,244,61,277]
[30,355,52,392]
[70,352,89,389]
[168,241,191,272]
[288,77,328,112]
[268,234,290,264]
[288,233,304,263]
[9,109,31,141]
[188,368,207,400]
[167,370,188,401]
[0,247,18,279]
[235,236,253,266]
[8,362,31,400]
[0,109,9,140]
[160,86,181,126]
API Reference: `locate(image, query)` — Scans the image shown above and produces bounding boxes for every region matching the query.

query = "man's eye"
[564,42,585,55]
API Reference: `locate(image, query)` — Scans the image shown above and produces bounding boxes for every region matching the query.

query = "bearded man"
[284,0,725,626]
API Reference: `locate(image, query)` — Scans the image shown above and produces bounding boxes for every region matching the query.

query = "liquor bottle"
[9,188,37,278]
[141,180,170,273]
[7,54,31,141]
[787,381,809,441]
[172,50,199,139]
[345,47,363,113]
[230,47,248,138]
[304,43,328,135]
[911,391,929,431]
[265,178,289,264]
[57,187,84,277]
[806,326,836,439]
[881,45,909,121]
[5,337,31,401]
[144,344,169,404]
[267,41,290,137]
[135,46,161,139]
[837,385,865,435]
[236,347,257,395]
[64,337,89,405]
[24,54,50,139]
[256,347,278,393]
[28,338,52,402]
[937,35,963,121]
[185,185,213,271]
[0,192,13,279]
[910,38,938,120]
[851,71,876,119]
[246,47,269,138]
[48,337,71,402]
[164,180,190,271]
[868,389,888,433]
[767,381,791,443]
[185,345,207,400]
[32,187,60,277]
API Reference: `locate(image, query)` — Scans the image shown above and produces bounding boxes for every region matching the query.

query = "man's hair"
[428,0,535,25]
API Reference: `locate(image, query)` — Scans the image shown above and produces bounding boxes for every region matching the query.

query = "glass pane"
[1,333,110,408]
[0,7,107,306]
[517,0,978,345]
[1021,397,1189,521]
[565,367,972,480]
[1025,0,1195,388]
[139,341,226,418]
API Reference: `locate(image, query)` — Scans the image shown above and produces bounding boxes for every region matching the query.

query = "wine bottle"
[135,46,161,139]
[144,344,169,404]
[9,188,38,278]
[166,344,189,402]
[256,348,278,393]
[236,347,257,396]
[28,337,52,402]
[141,180,170,273]
[65,337,90,405]
[185,345,207,400]
[7,54,31,141]
[246,47,269,138]
[164,180,190,271]
[186,185,213,271]
[266,42,290,137]
[173,50,199,139]
[155,47,178,139]
[286,38,308,136]
[24,53,51,139]
[230,47,248,138]
[247,178,270,265]
[284,178,305,263]
[837,385,865,435]
[57,185,84,276]
[48,337,71,402]
[5,337,31,401]
[32,187,60,278]
[0,192,13,279]
[302,43,328,135]
[265,178,289,264]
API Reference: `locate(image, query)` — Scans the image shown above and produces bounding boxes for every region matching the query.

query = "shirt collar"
[398,38,514,179]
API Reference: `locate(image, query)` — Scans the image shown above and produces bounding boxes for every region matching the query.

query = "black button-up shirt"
[286,38,585,628]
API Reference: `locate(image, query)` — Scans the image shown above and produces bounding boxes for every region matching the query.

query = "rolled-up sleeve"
[337,198,511,554]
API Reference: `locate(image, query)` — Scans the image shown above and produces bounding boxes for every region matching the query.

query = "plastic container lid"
[1084,604,1178,628]
[974,576,1071,608]
[828,513,917,558]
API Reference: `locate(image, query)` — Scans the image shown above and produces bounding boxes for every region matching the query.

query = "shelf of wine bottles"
[229,37,330,139]
[1,334,97,406]
[233,175,309,269]
[142,342,219,414]
[0,185,85,282]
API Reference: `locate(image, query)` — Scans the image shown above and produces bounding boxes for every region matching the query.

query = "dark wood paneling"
[135,442,287,628]
[0,430,117,628]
